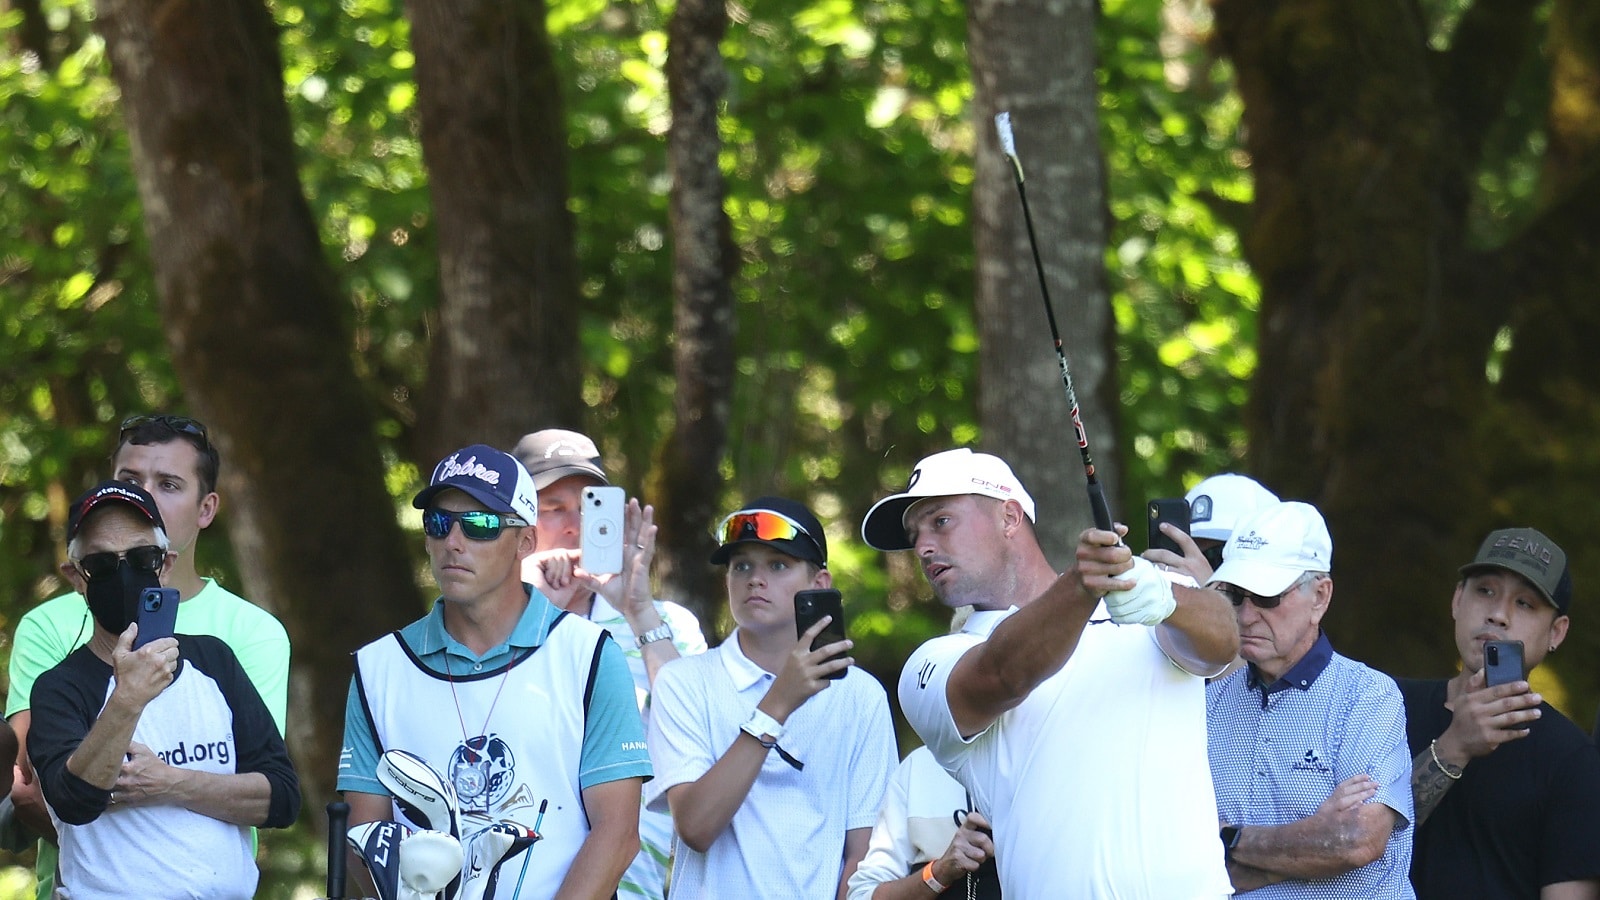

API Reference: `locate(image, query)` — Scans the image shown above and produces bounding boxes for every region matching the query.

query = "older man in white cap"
[863,447,1239,899]
[1206,501,1414,897]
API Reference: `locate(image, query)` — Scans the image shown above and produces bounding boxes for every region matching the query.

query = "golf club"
[379,748,463,842]
[349,820,410,900]
[325,800,351,900]
[994,111,1115,533]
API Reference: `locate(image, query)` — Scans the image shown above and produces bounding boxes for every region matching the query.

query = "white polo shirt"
[899,604,1232,900]
[646,631,897,899]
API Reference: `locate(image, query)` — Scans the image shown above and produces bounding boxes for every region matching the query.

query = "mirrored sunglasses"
[422,508,529,541]
[714,509,812,546]
[76,545,166,581]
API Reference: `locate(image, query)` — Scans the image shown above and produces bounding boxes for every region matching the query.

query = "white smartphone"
[581,486,626,576]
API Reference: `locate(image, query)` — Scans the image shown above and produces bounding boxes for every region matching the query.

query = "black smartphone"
[1484,640,1525,687]
[1147,498,1192,554]
[794,588,847,680]
[135,586,180,649]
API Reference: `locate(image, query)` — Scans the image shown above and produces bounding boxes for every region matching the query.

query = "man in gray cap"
[512,429,706,900]
[1397,527,1600,898]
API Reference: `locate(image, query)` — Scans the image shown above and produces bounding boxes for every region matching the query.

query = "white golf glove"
[398,829,464,900]
[1104,556,1177,626]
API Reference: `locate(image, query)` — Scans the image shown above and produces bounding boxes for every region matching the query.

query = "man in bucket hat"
[1397,527,1600,898]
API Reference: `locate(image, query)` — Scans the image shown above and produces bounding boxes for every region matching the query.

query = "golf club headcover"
[399,829,464,900]
[379,749,462,841]
[348,820,410,900]
[456,823,518,900]
[1104,556,1177,626]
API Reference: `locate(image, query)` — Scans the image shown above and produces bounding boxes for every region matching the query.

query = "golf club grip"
[326,800,350,899]
[1086,479,1114,533]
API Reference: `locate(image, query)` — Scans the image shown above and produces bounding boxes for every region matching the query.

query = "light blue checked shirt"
[1206,632,1415,899]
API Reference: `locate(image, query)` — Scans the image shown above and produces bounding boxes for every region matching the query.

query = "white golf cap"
[861,448,1036,551]
[1208,501,1332,596]
[1186,473,1279,543]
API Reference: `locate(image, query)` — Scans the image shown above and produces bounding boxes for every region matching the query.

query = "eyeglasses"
[75,545,167,581]
[120,415,211,450]
[1217,573,1321,610]
[714,509,813,546]
[422,508,529,541]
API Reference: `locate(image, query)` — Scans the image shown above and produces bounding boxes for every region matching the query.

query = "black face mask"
[84,559,162,635]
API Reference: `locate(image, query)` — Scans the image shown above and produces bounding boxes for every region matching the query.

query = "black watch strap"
[1219,825,1242,862]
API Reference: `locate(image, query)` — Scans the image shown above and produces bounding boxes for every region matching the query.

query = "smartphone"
[580,486,626,576]
[794,588,847,680]
[135,587,180,649]
[1484,640,1525,687]
[1147,498,1192,554]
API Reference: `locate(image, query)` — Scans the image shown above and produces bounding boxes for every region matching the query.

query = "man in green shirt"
[6,415,290,898]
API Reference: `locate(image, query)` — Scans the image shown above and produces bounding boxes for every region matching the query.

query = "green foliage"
[1099,0,1259,509]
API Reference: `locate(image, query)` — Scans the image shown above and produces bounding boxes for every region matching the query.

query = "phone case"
[1147,498,1191,554]
[794,589,847,680]
[1484,640,1525,687]
[581,487,626,576]
[134,587,180,649]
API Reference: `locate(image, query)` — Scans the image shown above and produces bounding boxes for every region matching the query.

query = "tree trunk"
[1213,0,1600,686]
[651,0,737,630]
[404,0,582,462]
[95,0,422,806]
[967,0,1120,565]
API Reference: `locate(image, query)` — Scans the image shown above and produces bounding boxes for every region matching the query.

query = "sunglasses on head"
[714,509,813,546]
[76,545,166,581]
[120,414,211,450]
[1217,574,1319,610]
[422,508,529,541]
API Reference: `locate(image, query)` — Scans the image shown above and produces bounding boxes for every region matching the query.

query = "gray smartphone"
[580,486,626,576]
[794,588,847,680]
[1147,498,1192,555]
[135,586,179,649]
[1484,640,1525,687]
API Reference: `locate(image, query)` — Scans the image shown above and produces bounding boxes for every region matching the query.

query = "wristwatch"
[740,709,785,746]
[1219,825,1242,862]
[636,622,674,648]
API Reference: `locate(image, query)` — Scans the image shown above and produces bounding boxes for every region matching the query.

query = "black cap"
[67,481,165,542]
[512,429,609,491]
[709,496,828,568]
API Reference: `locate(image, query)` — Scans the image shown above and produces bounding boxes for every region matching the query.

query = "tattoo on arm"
[1411,747,1457,827]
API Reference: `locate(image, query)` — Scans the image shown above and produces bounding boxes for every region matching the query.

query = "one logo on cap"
[906,468,922,491]
[1192,495,1213,523]
[544,441,584,460]
[970,478,1013,495]
[1491,533,1555,572]
[1235,530,1267,550]
[439,454,501,486]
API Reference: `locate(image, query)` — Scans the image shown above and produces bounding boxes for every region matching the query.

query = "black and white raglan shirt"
[28,634,300,900]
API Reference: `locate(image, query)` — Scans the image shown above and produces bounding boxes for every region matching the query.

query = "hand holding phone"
[581,486,626,576]
[134,587,179,649]
[794,589,847,680]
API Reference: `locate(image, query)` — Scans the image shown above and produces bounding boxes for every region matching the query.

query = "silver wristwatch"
[636,622,674,648]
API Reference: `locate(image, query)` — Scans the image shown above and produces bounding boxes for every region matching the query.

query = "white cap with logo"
[1185,473,1279,543]
[861,448,1036,551]
[1208,501,1332,596]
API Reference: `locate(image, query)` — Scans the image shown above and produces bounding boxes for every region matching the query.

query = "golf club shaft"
[994,112,1114,532]
[327,800,350,900]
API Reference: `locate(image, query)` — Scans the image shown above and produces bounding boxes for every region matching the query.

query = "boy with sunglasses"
[645,497,896,899]
[1206,501,1414,897]
[7,414,290,900]
[28,481,299,898]
[338,445,651,900]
